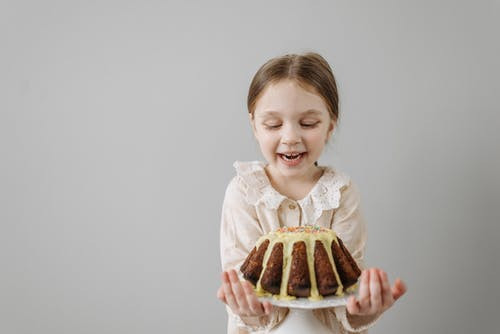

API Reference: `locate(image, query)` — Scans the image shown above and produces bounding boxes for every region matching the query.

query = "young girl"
[217,52,406,333]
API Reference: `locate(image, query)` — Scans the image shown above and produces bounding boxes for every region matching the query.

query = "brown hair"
[247,52,339,122]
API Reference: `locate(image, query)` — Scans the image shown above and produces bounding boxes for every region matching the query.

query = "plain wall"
[1,1,499,333]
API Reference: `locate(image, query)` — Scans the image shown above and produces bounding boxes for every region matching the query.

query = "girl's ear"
[326,119,335,143]
[249,113,258,138]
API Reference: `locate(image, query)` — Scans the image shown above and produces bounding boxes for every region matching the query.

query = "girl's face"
[250,79,335,180]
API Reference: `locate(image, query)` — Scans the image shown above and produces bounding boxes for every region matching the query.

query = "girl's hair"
[247,52,339,123]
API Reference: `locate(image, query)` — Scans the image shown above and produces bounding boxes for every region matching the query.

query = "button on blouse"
[277,199,301,227]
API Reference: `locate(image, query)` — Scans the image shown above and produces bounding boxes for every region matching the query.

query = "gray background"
[1,1,499,333]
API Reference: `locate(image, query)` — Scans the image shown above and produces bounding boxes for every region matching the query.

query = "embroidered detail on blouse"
[233,161,350,225]
[230,311,269,332]
[334,306,382,332]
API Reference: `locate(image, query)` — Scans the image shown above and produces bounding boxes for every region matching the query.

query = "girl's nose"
[281,124,301,145]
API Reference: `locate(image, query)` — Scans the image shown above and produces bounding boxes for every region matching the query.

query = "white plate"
[257,289,357,309]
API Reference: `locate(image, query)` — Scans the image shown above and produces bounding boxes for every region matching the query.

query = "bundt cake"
[240,226,361,301]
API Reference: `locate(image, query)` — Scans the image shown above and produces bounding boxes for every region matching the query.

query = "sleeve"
[324,180,382,333]
[331,180,367,270]
[220,176,288,333]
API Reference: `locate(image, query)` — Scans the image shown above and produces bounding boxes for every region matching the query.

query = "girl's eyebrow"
[261,109,322,116]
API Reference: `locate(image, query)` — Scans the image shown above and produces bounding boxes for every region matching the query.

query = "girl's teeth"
[282,153,302,160]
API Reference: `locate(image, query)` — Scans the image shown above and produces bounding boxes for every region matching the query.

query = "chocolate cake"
[240,226,361,300]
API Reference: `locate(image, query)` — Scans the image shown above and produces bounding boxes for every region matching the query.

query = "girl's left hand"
[347,268,407,316]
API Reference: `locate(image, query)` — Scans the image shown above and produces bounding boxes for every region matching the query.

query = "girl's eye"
[301,122,319,128]
[263,122,319,130]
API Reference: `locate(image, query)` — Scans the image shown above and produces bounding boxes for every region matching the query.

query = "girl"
[217,52,406,333]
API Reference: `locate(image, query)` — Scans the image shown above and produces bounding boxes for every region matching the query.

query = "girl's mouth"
[278,152,306,166]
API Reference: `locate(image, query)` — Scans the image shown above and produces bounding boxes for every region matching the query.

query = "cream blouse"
[220,161,381,334]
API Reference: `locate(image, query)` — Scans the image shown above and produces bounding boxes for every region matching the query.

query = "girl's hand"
[217,269,273,317]
[347,268,407,316]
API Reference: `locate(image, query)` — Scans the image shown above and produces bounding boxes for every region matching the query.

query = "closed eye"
[301,122,319,128]
[263,122,319,130]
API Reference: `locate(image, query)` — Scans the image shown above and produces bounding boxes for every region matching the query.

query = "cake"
[240,226,361,300]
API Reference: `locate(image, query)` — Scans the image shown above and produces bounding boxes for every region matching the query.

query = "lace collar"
[233,161,350,225]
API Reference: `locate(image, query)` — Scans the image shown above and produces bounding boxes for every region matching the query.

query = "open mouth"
[279,153,304,161]
[277,152,306,166]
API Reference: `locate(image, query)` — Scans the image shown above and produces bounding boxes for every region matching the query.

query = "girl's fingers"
[217,285,227,303]
[262,301,273,315]
[358,269,371,310]
[392,278,407,301]
[220,270,273,317]
[378,269,394,308]
[217,285,223,300]
[228,270,250,314]
[347,295,361,315]
[369,268,382,312]
[221,271,239,311]
[242,280,265,315]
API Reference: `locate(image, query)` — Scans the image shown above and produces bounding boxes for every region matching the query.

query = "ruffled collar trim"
[233,161,350,225]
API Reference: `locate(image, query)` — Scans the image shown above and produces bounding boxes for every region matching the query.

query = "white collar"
[233,161,350,225]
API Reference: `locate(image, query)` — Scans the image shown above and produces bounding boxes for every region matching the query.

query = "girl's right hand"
[217,269,273,317]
